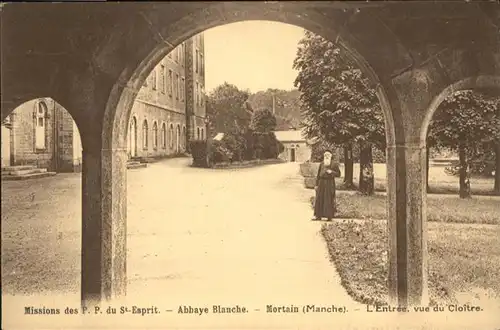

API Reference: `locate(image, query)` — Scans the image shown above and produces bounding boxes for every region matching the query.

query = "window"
[160,65,165,93]
[153,122,158,149]
[169,124,174,149]
[195,50,199,73]
[201,86,205,106]
[197,127,200,140]
[161,123,166,149]
[176,124,181,152]
[35,100,47,149]
[142,120,148,149]
[201,128,204,140]
[176,74,180,100]
[168,70,173,96]
[200,54,204,75]
[181,77,185,102]
[152,69,157,90]
[181,43,185,66]
[182,126,186,149]
[196,82,199,106]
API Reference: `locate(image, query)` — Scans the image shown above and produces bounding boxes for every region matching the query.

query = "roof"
[213,132,224,141]
[274,130,306,142]
[212,129,311,143]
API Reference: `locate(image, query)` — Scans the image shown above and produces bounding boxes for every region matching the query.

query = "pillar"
[385,69,433,307]
[386,142,428,307]
[81,133,128,306]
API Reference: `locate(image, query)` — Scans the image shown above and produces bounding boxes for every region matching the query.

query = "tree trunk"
[458,143,471,199]
[426,146,430,193]
[495,142,500,195]
[359,141,375,195]
[343,143,354,189]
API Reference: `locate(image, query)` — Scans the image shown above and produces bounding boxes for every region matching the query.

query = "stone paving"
[2,158,498,329]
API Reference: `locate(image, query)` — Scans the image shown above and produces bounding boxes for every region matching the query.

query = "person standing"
[313,150,341,221]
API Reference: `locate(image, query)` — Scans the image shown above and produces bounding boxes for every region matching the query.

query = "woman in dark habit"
[313,150,341,221]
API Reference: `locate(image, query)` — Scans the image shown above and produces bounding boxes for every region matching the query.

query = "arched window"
[197,127,200,140]
[176,124,181,152]
[201,128,205,140]
[161,123,167,149]
[152,69,157,90]
[182,126,186,149]
[153,122,158,149]
[169,124,174,149]
[142,120,148,149]
[35,100,48,150]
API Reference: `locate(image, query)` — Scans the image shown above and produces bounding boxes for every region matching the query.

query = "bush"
[198,130,284,166]
[189,140,210,168]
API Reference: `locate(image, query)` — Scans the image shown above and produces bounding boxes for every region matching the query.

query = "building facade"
[0,34,206,171]
[275,130,312,163]
[1,98,83,172]
[128,33,207,159]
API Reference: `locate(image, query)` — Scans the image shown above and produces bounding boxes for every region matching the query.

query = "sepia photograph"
[1,1,500,329]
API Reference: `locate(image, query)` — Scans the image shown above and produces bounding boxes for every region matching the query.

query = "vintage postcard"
[1,1,499,329]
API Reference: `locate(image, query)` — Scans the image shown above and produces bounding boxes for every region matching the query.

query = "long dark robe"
[314,162,341,219]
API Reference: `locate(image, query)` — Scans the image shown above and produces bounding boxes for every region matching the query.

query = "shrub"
[204,130,284,165]
[189,140,210,168]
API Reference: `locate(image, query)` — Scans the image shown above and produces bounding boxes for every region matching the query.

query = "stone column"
[386,142,428,307]
[81,136,127,306]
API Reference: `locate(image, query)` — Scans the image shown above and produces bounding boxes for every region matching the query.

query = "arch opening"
[1,97,83,298]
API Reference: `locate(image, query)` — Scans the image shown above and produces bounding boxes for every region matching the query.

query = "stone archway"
[100,12,398,309]
[420,75,500,144]
[44,2,495,308]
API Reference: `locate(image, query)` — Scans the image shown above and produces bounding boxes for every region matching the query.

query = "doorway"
[1,124,12,167]
[290,148,296,162]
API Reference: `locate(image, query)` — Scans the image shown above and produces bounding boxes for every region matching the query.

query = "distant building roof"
[213,130,313,144]
[274,130,306,142]
[213,132,224,141]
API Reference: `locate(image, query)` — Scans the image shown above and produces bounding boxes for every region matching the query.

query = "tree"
[293,30,385,195]
[206,82,253,135]
[250,108,277,133]
[247,89,302,130]
[428,90,500,198]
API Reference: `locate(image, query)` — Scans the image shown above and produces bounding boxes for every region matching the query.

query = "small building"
[274,129,311,163]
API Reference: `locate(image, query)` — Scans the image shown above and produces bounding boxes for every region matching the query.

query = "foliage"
[247,89,302,130]
[428,90,499,152]
[192,130,284,167]
[189,140,210,168]
[428,90,500,182]
[293,30,385,151]
[206,82,253,135]
[250,108,277,133]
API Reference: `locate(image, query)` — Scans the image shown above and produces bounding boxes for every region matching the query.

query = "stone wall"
[11,98,56,170]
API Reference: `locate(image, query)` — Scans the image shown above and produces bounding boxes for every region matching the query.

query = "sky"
[203,21,305,94]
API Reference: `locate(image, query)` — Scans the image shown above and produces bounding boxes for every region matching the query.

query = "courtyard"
[2,157,499,329]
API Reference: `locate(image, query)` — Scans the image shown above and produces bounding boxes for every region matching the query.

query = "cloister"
[2,1,499,308]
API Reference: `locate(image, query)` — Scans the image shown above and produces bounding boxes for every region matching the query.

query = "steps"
[127,160,147,169]
[2,165,56,181]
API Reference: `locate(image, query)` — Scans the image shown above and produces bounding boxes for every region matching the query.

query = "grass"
[310,193,500,224]
[321,219,500,306]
